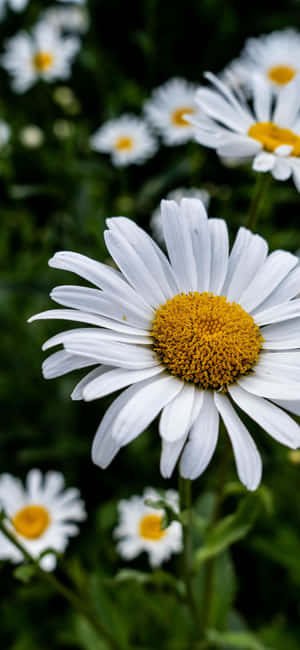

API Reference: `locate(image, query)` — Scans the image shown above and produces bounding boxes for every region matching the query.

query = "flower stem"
[178,475,200,628]
[0,516,121,650]
[245,173,271,232]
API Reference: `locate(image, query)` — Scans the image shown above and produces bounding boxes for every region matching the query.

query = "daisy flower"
[191,72,300,191]
[90,115,157,167]
[30,197,300,491]
[151,187,210,244]
[40,6,89,35]
[2,22,80,93]
[144,78,198,145]
[114,488,182,567]
[0,470,86,571]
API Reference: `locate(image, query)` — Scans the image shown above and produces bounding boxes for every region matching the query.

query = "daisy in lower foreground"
[30,198,300,491]
[0,470,86,570]
[144,78,199,145]
[191,72,300,191]
[90,115,157,167]
[114,488,182,567]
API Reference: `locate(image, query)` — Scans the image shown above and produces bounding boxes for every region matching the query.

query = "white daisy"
[144,78,198,145]
[40,6,89,35]
[151,187,210,244]
[223,29,300,93]
[90,115,157,167]
[0,469,86,571]
[114,488,182,567]
[2,22,80,93]
[191,72,300,191]
[30,198,300,491]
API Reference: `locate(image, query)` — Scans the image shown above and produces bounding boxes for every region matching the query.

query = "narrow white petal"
[196,87,252,132]
[180,198,211,292]
[252,266,300,313]
[42,327,152,351]
[240,251,298,313]
[160,435,188,479]
[42,350,96,379]
[272,159,292,181]
[252,74,272,122]
[208,219,229,294]
[65,340,159,369]
[180,391,219,479]
[255,301,300,326]
[26,469,43,500]
[222,227,268,302]
[262,317,300,349]
[238,373,300,400]
[229,384,300,449]
[273,79,300,127]
[159,383,195,442]
[71,366,110,400]
[272,399,300,417]
[214,392,262,491]
[253,352,300,383]
[83,365,164,401]
[217,136,260,158]
[252,152,275,172]
[28,309,150,336]
[161,200,198,293]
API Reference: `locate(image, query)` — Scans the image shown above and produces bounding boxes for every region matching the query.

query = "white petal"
[253,352,300,384]
[229,384,300,449]
[71,366,110,400]
[222,227,268,302]
[255,300,300,326]
[252,74,272,122]
[43,472,65,499]
[208,219,229,294]
[252,152,275,172]
[42,327,151,351]
[49,251,128,292]
[159,383,195,442]
[179,198,211,292]
[196,87,252,132]
[26,469,43,500]
[65,339,159,369]
[240,251,298,313]
[218,136,260,158]
[262,317,300,349]
[272,158,292,181]
[251,266,300,313]
[214,392,262,491]
[272,399,300,417]
[275,145,293,156]
[160,435,188,479]
[42,350,96,379]
[28,309,150,336]
[273,79,300,127]
[180,391,219,479]
[238,373,300,400]
[161,200,198,293]
[83,365,164,401]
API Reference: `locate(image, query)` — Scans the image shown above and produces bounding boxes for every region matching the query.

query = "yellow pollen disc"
[12,505,51,540]
[248,121,300,157]
[139,514,166,541]
[114,136,134,151]
[33,51,54,72]
[268,64,296,85]
[171,106,195,127]
[152,292,263,391]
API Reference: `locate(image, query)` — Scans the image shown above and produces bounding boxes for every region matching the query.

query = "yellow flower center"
[152,292,263,391]
[268,64,296,85]
[33,51,54,72]
[171,106,195,127]
[12,505,51,540]
[114,136,134,151]
[248,121,300,156]
[139,514,166,541]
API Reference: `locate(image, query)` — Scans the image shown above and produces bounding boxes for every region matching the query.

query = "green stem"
[0,517,121,650]
[245,173,271,232]
[178,475,200,628]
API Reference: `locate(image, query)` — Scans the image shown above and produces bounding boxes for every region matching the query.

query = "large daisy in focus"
[0,470,86,570]
[90,115,157,167]
[191,72,300,191]
[2,22,80,93]
[114,487,182,567]
[30,198,300,491]
[144,78,198,145]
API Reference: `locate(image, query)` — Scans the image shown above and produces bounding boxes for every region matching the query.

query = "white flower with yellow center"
[151,187,210,244]
[114,488,182,567]
[2,22,80,93]
[30,198,300,491]
[144,78,198,145]
[90,115,157,167]
[191,72,300,191]
[0,470,86,570]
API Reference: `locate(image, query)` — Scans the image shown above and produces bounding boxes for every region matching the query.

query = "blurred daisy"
[114,488,182,567]
[2,22,80,93]
[90,115,157,167]
[192,72,300,191]
[0,0,28,20]
[0,120,10,148]
[40,6,89,35]
[144,78,198,145]
[30,198,300,491]
[0,470,86,571]
[151,187,210,244]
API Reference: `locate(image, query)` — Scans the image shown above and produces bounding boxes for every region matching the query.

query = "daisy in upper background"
[191,72,300,191]
[223,29,300,94]
[30,197,300,491]
[2,22,80,93]
[114,488,182,567]
[0,469,86,571]
[144,78,198,145]
[151,187,210,244]
[0,0,28,20]
[90,115,157,167]
[40,5,89,36]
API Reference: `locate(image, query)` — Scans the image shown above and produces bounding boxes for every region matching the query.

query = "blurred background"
[1,0,300,648]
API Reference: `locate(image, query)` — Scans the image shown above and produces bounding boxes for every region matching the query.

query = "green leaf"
[13,564,37,584]
[206,629,271,650]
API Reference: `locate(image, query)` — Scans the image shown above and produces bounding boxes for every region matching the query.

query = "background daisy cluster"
[2,0,300,649]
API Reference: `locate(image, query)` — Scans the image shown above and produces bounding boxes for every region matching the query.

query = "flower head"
[192,72,300,191]
[114,488,182,567]
[151,187,210,244]
[0,470,86,570]
[90,115,157,167]
[2,22,80,93]
[30,198,300,491]
[144,78,198,145]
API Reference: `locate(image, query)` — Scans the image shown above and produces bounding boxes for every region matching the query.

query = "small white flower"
[151,187,210,244]
[90,115,157,167]
[19,124,44,148]
[2,22,80,93]
[40,6,89,35]
[114,488,182,567]
[192,72,300,191]
[0,120,10,148]
[30,198,300,491]
[0,0,28,20]
[223,29,300,93]
[144,78,198,145]
[0,470,86,571]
